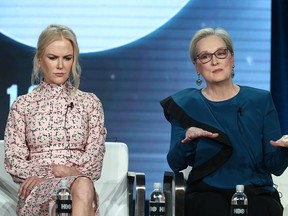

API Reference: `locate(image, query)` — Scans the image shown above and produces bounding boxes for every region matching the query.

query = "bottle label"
[231,205,248,215]
[149,202,165,216]
[56,199,72,213]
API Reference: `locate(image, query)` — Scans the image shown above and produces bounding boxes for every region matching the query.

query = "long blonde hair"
[31,24,81,89]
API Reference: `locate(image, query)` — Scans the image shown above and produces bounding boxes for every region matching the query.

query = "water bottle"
[149,182,165,216]
[56,179,72,216]
[231,185,248,216]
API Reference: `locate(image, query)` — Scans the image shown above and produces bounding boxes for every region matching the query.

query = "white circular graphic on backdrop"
[0,0,189,53]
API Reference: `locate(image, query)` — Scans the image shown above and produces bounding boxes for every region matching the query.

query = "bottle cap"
[153,182,162,190]
[60,179,68,186]
[236,184,244,192]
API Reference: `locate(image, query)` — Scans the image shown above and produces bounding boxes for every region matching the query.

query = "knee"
[249,196,283,216]
[71,177,95,201]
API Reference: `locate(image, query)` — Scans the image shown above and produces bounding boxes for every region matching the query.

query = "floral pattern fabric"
[4,81,106,215]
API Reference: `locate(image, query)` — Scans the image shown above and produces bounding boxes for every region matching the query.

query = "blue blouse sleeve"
[263,93,288,175]
[167,118,195,172]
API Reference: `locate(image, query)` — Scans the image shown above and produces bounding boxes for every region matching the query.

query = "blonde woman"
[4,24,106,216]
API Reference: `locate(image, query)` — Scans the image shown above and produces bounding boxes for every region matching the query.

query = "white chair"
[0,140,146,216]
[95,142,146,216]
[163,166,288,216]
[0,140,18,216]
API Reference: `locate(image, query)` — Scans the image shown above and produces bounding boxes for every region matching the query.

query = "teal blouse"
[161,86,288,191]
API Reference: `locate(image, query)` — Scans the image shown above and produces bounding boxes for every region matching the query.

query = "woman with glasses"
[160,27,288,216]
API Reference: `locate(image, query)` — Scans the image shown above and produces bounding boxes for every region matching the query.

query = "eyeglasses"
[196,48,229,64]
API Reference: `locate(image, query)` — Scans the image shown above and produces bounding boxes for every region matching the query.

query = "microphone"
[67,102,74,110]
[237,107,243,116]
[64,102,74,129]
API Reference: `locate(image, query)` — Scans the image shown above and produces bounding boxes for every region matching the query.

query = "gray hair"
[189,27,234,63]
[31,24,81,89]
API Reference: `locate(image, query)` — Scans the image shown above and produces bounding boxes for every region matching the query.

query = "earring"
[232,66,235,78]
[196,73,202,86]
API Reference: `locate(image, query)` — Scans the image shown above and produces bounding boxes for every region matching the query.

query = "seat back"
[95,142,129,216]
[0,140,18,216]
[0,140,18,188]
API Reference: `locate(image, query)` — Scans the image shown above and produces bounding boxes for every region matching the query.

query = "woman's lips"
[212,68,222,73]
[54,73,65,77]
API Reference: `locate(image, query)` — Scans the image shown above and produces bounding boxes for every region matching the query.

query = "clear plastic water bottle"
[231,185,248,216]
[56,179,72,216]
[149,182,165,216]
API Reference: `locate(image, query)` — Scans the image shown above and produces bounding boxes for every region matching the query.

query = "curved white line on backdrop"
[0,0,189,53]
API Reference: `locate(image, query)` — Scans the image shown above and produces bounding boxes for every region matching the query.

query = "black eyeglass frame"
[195,48,230,64]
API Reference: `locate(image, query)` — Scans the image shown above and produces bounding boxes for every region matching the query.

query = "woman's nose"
[57,59,63,69]
[211,54,219,65]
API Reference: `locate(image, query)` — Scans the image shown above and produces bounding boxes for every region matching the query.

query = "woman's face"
[39,38,74,85]
[194,35,234,85]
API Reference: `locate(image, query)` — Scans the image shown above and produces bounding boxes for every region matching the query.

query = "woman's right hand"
[182,127,219,143]
[18,176,46,199]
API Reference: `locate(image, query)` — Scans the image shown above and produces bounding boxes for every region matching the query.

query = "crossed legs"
[70,176,96,216]
[51,177,97,216]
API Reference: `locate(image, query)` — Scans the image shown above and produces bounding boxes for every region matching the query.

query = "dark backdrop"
[271,0,288,134]
[0,0,273,195]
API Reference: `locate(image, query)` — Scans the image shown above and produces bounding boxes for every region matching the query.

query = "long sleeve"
[4,97,54,183]
[167,118,195,172]
[262,93,288,175]
[70,95,106,181]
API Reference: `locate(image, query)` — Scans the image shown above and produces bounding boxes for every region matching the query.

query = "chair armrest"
[174,172,185,216]
[0,177,18,204]
[128,172,135,216]
[135,173,146,216]
[163,171,185,216]
[164,171,174,216]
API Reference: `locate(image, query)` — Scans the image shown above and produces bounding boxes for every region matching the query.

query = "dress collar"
[36,81,75,99]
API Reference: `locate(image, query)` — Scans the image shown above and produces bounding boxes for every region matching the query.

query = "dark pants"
[185,182,283,216]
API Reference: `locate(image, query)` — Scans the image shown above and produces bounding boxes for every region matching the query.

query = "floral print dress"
[4,81,106,215]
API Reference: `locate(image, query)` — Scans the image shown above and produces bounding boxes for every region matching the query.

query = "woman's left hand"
[270,135,288,147]
[52,164,81,177]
